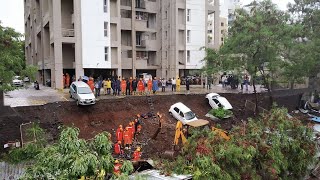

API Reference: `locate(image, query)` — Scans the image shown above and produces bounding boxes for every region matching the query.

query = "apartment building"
[207,0,221,49]
[24,0,219,89]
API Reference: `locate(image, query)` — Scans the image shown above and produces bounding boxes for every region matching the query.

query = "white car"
[205,93,233,110]
[69,81,96,106]
[169,102,198,125]
[12,76,24,87]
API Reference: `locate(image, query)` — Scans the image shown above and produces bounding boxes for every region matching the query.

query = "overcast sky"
[0,0,294,34]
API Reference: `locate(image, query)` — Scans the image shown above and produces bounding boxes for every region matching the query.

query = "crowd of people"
[75,76,191,97]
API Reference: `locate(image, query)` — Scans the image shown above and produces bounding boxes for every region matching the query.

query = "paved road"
[4,84,68,107]
[4,84,267,107]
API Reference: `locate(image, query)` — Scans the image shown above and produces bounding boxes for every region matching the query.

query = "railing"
[62,28,75,37]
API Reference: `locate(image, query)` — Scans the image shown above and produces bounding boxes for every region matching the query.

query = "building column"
[74,0,84,79]
[52,0,63,89]
[131,0,136,78]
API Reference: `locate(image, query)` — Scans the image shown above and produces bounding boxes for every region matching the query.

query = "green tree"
[287,0,320,89]
[160,108,316,179]
[0,21,25,91]
[218,0,294,108]
[16,127,133,179]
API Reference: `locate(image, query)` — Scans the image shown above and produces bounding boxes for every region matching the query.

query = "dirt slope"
[0,93,301,156]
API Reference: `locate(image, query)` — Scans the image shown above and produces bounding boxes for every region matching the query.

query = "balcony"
[136,59,148,68]
[121,18,132,30]
[122,58,133,69]
[135,20,148,31]
[62,29,75,37]
[145,39,157,51]
[145,1,157,13]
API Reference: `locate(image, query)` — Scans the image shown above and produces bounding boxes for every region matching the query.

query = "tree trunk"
[290,80,294,89]
[0,90,3,107]
[252,79,259,115]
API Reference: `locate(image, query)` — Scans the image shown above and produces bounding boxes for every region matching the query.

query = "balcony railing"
[62,29,75,37]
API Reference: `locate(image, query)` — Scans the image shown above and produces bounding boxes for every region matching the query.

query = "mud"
[0,93,302,156]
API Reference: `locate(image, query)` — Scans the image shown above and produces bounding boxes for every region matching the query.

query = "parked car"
[205,93,233,110]
[12,76,24,87]
[169,102,198,125]
[69,81,96,106]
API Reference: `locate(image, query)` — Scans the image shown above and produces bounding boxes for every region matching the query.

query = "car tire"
[76,100,80,106]
[169,111,172,116]
[69,93,72,98]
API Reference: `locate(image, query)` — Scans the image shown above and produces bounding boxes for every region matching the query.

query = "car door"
[70,84,76,98]
[179,111,186,124]
[212,98,223,109]
[172,107,181,121]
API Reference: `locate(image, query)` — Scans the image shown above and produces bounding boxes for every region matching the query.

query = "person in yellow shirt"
[176,77,181,92]
[103,78,112,95]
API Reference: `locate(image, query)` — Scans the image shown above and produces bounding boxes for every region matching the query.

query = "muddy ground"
[0,93,302,157]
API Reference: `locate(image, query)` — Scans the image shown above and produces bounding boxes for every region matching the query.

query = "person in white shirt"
[161,78,166,92]
[221,75,227,87]
[171,78,176,92]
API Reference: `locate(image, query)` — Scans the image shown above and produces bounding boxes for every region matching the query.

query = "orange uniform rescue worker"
[137,79,145,95]
[147,79,152,93]
[116,125,123,142]
[123,127,132,147]
[114,141,123,156]
[132,147,142,161]
[113,160,122,176]
[121,78,127,95]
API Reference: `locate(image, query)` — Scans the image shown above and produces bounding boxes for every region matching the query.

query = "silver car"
[69,81,96,106]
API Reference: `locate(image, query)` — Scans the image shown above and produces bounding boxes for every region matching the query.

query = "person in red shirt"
[137,79,145,95]
[87,77,95,92]
[147,79,152,93]
[113,159,122,176]
[127,122,134,141]
[121,78,127,96]
[132,147,142,161]
[123,127,131,147]
[116,125,123,142]
[131,121,135,138]
[114,141,123,156]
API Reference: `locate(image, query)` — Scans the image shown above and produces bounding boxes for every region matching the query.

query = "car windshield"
[185,111,196,120]
[78,87,92,94]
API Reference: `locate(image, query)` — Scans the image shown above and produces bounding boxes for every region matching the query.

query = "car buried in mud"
[206,93,233,110]
[169,102,198,125]
[69,81,96,106]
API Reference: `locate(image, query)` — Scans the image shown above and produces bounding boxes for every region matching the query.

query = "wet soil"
[0,93,302,156]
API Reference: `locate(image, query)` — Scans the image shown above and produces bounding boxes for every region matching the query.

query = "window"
[165,11,167,19]
[105,47,109,61]
[174,107,179,113]
[104,22,108,37]
[221,37,224,42]
[187,50,190,63]
[103,0,108,12]
[165,31,167,39]
[221,22,224,26]
[187,9,191,22]
[179,111,184,117]
[165,51,167,58]
[187,30,190,43]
